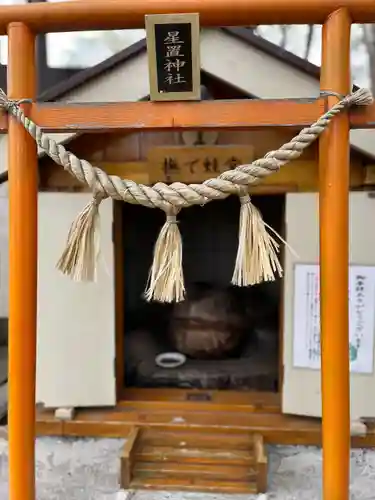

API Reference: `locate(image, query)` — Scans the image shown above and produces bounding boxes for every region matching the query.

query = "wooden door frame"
[114,200,125,401]
[114,193,287,407]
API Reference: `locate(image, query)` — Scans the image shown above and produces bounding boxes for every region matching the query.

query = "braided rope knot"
[0,89,32,113]
[92,186,109,204]
[239,194,251,205]
[166,215,178,224]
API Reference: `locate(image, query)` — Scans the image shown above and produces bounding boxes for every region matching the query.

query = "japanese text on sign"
[163,155,243,178]
[163,30,186,86]
[293,264,375,374]
[147,146,254,184]
[154,23,193,93]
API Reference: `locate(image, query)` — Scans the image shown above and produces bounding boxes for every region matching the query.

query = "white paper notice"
[293,264,375,374]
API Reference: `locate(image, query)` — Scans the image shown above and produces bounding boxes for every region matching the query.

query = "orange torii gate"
[2,1,375,500]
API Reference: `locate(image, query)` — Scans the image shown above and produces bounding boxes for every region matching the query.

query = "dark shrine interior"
[122,194,285,393]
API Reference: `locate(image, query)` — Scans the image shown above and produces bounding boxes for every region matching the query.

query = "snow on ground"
[0,436,373,499]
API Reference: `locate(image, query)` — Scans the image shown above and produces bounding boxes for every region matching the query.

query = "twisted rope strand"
[0,88,372,211]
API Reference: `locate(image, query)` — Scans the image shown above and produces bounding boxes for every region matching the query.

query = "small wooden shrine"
[1,3,375,500]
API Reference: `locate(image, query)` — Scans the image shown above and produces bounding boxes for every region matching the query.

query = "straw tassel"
[144,211,185,303]
[56,195,103,282]
[231,193,283,287]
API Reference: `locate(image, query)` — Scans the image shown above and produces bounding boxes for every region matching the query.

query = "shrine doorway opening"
[119,194,285,399]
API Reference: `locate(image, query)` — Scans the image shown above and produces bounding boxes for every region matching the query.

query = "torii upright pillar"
[320,9,351,500]
[7,22,37,500]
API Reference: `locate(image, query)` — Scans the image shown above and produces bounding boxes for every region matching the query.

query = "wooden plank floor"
[120,389,282,413]
[35,399,375,447]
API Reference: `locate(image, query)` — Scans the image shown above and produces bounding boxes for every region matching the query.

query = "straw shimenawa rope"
[0,88,372,301]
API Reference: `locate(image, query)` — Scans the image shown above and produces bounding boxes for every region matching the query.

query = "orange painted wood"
[351,103,375,128]
[319,10,351,500]
[0,99,373,133]
[0,99,327,132]
[7,23,38,500]
[0,0,373,33]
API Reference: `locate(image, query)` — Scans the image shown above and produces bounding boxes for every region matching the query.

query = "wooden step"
[133,461,257,481]
[255,433,268,493]
[120,428,268,494]
[139,428,255,450]
[135,445,255,465]
[120,427,140,488]
[130,476,258,494]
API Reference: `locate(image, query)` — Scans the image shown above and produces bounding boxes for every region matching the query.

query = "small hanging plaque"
[145,13,201,102]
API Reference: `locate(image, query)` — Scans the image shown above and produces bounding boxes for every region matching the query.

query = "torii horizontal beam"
[0,0,373,34]
[0,98,374,132]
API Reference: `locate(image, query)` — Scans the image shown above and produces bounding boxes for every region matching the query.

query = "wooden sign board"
[147,145,254,183]
[145,13,201,102]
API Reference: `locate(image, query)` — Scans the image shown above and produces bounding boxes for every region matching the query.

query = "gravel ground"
[0,436,374,499]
